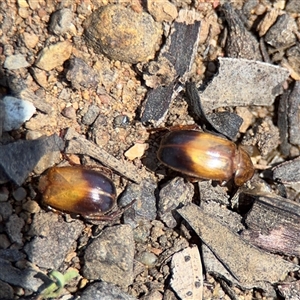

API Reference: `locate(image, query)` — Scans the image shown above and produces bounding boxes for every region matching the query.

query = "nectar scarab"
[38,166,118,221]
[157,130,254,186]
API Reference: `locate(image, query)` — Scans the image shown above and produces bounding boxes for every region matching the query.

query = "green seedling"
[40,268,79,299]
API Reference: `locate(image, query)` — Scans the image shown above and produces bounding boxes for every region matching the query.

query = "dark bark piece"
[141,10,201,123]
[273,157,300,183]
[186,82,243,140]
[278,89,291,157]
[222,3,262,61]
[177,203,297,290]
[288,81,300,146]
[241,196,300,257]
[140,83,175,124]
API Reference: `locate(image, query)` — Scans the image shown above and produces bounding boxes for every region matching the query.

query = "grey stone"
[83,224,134,288]
[0,234,10,249]
[0,258,44,291]
[12,187,27,201]
[158,177,193,228]
[24,211,84,269]
[120,179,157,228]
[0,280,14,299]
[0,187,9,202]
[0,134,64,186]
[264,14,297,48]
[135,251,158,268]
[4,54,30,69]
[49,8,73,35]
[286,0,300,13]
[0,249,26,262]
[0,202,13,220]
[5,214,25,244]
[80,281,137,300]
[82,104,100,125]
[66,57,99,90]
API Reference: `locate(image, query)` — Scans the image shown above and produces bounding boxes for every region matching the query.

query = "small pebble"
[6,214,25,245]
[140,289,163,300]
[82,104,100,125]
[0,202,13,220]
[147,0,178,22]
[22,200,40,214]
[124,143,149,160]
[30,67,48,88]
[136,251,158,268]
[158,177,194,228]
[17,0,29,8]
[4,54,30,70]
[113,115,130,128]
[286,0,300,13]
[65,57,99,89]
[35,40,72,71]
[23,32,39,49]
[120,180,157,228]
[0,281,14,300]
[264,14,297,48]
[12,187,27,202]
[0,187,9,202]
[62,106,77,119]
[49,8,73,35]
[0,234,11,249]
[133,221,152,243]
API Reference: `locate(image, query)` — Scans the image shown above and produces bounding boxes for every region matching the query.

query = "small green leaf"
[40,268,79,299]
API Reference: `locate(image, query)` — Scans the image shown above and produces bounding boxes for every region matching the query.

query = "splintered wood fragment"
[170,245,203,300]
[64,128,143,183]
[199,57,289,111]
[141,9,201,123]
[241,196,300,257]
[177,203,297,289]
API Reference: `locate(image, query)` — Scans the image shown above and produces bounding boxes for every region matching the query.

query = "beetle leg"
[84,199,137,222]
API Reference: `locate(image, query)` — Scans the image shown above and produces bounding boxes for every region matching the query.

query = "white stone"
[2,96,36,131]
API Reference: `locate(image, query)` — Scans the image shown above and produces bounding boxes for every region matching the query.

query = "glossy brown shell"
[39,166,116,220]
[157,130,254,186]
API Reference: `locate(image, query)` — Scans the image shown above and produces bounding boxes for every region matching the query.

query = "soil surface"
[0,0,300,300]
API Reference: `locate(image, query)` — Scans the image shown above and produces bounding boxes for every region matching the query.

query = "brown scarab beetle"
[38,166,119,221]
[157,130,254,186]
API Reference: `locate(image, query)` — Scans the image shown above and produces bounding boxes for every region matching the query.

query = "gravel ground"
[0,0,300,299]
